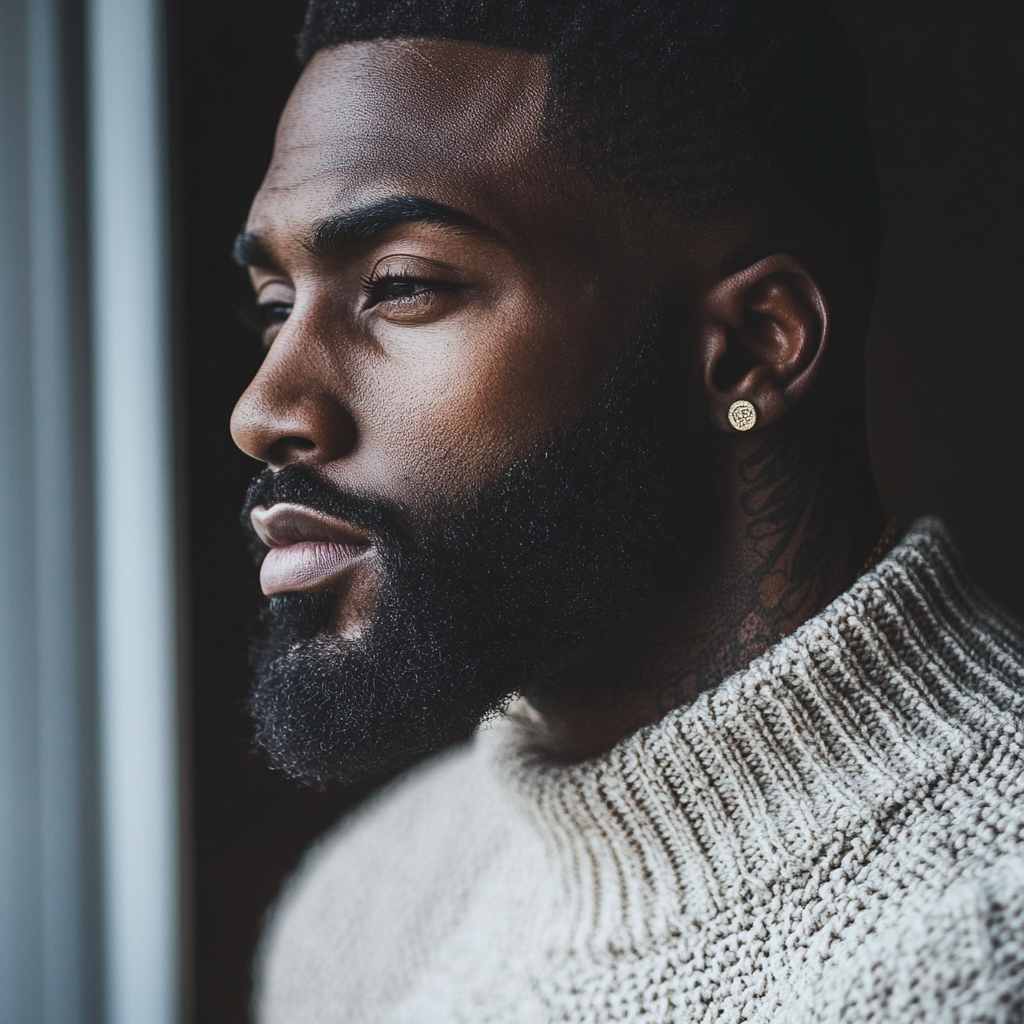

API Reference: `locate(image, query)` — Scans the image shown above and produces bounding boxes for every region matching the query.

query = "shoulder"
[795,855,1024,1023]
[255,733,512,1024]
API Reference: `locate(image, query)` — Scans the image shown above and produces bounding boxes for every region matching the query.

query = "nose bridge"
[230,327,357,467]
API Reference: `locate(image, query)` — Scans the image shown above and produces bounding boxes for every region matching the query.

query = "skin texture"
[232,39,885,760]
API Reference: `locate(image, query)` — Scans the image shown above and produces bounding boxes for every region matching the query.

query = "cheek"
[349,304,613,500]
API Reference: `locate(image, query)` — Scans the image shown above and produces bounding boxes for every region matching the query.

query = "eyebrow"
[232,194,498,270]
[232,231,277,270]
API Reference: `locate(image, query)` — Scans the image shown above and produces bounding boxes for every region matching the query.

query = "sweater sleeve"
[795,855,1024,1024]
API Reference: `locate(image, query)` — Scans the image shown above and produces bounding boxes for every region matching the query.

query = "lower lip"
[260,541,370,595]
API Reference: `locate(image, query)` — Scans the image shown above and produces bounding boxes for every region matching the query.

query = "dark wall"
[172,3,1024,1022]
[837,0,1024,616]
[170,5,355,1023]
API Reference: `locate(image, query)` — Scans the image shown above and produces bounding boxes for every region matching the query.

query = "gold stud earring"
[727,400,757,432]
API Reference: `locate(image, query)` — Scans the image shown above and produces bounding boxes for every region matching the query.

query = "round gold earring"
[727,400,757,432]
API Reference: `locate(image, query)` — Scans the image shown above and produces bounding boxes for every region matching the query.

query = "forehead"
[251,39,556,236]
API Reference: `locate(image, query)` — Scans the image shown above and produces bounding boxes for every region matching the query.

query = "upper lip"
[249,503,372,549]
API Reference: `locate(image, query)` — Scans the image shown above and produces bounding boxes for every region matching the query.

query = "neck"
[524,416,886,760]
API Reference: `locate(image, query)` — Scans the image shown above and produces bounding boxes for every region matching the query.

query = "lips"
[250,503,372,595]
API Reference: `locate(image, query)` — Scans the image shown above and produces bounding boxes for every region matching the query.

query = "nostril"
[266,435,318,464]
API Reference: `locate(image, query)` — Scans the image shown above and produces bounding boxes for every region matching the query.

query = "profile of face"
[231,39,835,785]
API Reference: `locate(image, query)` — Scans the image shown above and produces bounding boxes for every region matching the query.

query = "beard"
[243,324,703,787]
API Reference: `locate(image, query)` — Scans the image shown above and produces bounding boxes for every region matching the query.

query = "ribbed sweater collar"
[488,519,1024,953]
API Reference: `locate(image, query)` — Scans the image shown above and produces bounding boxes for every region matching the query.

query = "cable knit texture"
[256,520,1024,1023]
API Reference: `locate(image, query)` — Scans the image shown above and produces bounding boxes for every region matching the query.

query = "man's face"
[232,40,700,784]
[234,40,646,616]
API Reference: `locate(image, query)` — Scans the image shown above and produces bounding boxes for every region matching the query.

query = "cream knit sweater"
[256,520,1024,1023]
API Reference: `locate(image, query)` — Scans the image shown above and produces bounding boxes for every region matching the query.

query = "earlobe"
[699,254,829,432]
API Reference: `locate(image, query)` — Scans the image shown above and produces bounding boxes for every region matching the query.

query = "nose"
[230,338,358,469]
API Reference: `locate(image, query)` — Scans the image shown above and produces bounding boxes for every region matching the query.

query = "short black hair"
[298,0,878,258]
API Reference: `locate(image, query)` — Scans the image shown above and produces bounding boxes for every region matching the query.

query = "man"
[230,0,1024,1020]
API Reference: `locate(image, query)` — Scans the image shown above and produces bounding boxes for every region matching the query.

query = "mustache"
[240,465,406,554]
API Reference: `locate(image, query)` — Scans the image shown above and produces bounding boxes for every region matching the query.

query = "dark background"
[170,2,1024,1021]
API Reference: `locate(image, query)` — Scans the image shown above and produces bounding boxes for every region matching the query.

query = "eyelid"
[255,278,295,305]
[366,252,462,281]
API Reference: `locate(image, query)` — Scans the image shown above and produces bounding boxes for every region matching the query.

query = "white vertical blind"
[86,0,181,1021]
[0,0,102,1020]
[29,0,103,1020]
[0,2,43,1016]
[0,0,180,1016]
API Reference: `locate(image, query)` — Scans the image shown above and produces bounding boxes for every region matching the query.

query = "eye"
[238,300,293,346]
[363,274,441,309]
[359,254,465,323]
[251,301,293,347]
[256,301,293,328]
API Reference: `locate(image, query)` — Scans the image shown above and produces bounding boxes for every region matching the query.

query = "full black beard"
[243,327,701,786]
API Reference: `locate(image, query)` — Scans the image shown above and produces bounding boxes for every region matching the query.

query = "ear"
[698,254,828,432]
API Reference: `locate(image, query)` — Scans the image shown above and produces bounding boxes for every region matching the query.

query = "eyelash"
[257,302,293,327]
[360,271,449,308]
[245,271,453,342]
[239,301,292,342]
